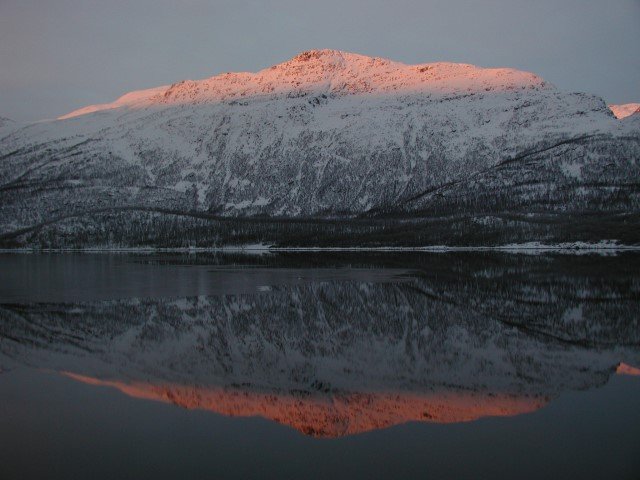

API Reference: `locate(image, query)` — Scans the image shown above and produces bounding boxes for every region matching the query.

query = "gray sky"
[1,0,639,122]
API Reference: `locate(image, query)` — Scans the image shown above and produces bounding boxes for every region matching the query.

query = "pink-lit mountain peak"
[285,48,363,67]
[609,103,640,119]
[271,49,404,76]
[59,50,552,120]
[167,49,549,99]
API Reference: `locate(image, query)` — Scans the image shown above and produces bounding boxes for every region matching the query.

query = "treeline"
[3,208,639,249]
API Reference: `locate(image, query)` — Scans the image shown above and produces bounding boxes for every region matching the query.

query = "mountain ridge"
[59,49,551,119]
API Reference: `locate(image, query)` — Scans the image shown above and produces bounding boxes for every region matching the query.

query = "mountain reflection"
[61,371,544,437]
[1,253,639,437]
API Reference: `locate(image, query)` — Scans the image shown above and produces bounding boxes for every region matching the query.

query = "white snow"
[560,161,582,179]
[56,50,551,120]
[1,49,636,244]
[58,85,170,120]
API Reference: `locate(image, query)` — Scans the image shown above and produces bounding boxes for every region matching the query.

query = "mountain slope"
[1,50,639,248]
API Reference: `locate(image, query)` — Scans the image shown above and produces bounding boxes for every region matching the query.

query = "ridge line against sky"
[1,0,639,122]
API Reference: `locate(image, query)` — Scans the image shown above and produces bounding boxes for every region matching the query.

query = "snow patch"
[560,162,582,179]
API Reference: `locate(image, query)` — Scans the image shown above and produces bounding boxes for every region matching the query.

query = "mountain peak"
[291,49,348,62]
[283,49,390,68]
[59,50,551,120]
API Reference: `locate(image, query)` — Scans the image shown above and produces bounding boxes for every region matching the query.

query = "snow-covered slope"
[610,103,640,119]
[1,50,639,247]
[58,85,169,120]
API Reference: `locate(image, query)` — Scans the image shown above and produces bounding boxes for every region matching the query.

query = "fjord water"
[1,252,639,479]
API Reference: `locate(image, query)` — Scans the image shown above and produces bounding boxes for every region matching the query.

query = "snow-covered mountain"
[1,50,639,247]
[610,103,640,119]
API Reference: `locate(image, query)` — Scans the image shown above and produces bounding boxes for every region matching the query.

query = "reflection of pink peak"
[609,103,640,120]
[61,371,545,438]
[617,363,640,376]
[58,49,550,120]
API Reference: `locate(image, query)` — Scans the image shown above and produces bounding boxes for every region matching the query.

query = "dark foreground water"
[1,252,639,480]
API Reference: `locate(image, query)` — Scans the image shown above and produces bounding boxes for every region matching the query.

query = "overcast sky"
[1,0,639,122]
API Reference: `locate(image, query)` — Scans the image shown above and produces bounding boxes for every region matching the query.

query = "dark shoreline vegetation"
[1,208,639,249]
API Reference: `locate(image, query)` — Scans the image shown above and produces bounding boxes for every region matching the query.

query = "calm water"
[1,252,639,479]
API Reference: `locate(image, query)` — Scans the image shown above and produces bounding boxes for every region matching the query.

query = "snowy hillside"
[0,50,639,247]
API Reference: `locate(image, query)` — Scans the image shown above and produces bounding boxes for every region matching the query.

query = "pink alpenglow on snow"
[58,86,170,120]
[58,49,550,120]
[609,103,640,119]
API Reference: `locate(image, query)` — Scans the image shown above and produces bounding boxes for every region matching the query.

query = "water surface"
[1,252,639,479]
